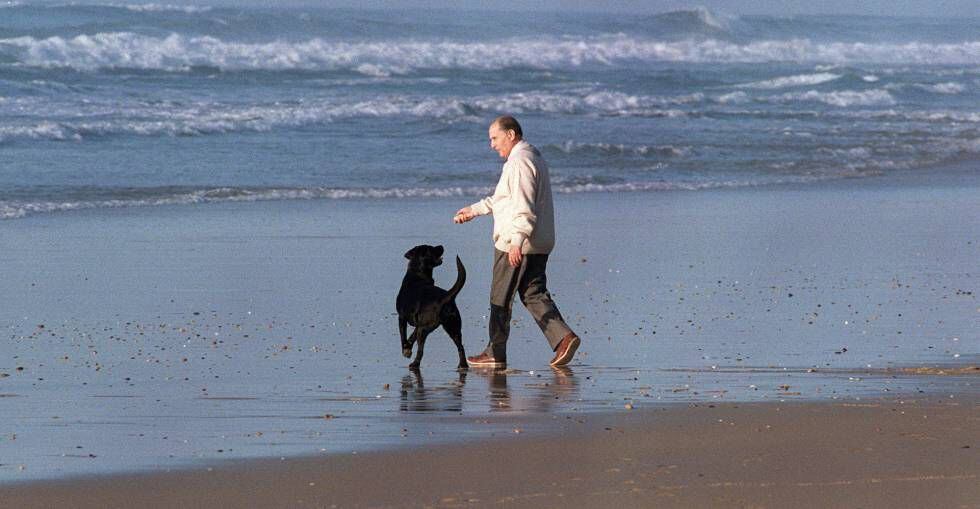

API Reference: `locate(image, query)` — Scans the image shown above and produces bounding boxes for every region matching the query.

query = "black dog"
[396,245,466,369]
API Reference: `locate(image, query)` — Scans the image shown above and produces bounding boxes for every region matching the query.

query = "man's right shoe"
[549,333,580,367]
[467,351,506,368]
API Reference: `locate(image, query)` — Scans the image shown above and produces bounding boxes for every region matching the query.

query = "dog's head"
[404,244,444,270]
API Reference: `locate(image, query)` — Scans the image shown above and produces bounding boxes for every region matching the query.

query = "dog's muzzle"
[402,348,412,358]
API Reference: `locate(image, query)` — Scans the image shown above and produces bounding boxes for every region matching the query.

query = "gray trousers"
[484,249,573,361]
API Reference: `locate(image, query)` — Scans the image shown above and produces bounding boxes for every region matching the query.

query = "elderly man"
[454,116,581,368]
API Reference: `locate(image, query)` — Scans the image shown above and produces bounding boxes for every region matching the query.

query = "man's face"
[488,124,519,159]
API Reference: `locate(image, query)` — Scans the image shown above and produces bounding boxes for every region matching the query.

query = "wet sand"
[2,394,977,508]
[0,161,977,484]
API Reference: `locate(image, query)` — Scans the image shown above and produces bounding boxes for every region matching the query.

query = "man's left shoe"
[467,351,506,368]
[549,333,580,367]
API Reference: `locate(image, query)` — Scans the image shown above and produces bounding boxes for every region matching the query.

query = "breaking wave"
[772,89,897,107]
[0,186,486,219]
[3,33,979,73]
[734,72,842,89]
[545,141,690,157]
[0,91,708,143]
[0,173,873,220]
[4,86,973,144]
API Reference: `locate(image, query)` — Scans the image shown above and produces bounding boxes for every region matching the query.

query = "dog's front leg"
[409,328,433,370]
[399,317,411,358]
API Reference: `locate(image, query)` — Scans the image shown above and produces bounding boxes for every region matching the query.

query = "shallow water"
[0,179,976,481]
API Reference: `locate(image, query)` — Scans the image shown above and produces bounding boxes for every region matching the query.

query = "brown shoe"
[467,351,506,368]
[550,333,580,367]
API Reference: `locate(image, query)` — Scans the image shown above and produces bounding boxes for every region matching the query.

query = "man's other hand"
[508,244,522,267]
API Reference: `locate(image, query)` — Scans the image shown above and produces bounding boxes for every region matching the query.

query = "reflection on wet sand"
[399,369,466,413]
[397,367,582,414]
[471,366,580,413]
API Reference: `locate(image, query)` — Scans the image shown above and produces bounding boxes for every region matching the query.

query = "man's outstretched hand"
[453,207,476,224]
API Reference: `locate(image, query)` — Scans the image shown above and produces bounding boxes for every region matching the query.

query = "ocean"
[1,4,978,219]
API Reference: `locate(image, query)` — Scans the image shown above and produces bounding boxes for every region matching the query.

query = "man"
[453,116,581,368]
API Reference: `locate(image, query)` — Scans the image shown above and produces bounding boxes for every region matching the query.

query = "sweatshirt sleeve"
[508,156,538,247]
[469,166,507,215]
[469,195,493,216]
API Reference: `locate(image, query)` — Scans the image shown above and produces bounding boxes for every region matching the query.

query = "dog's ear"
[435,245,444,256]
[404,246,418,259]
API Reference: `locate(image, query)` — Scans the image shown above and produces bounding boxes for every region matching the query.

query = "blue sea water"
[0,4,978,219]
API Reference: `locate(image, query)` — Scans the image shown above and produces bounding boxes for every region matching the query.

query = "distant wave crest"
[0,186,492,220]
[773,89,896,107]
[0,91,708,143]
[117,3,213,13]
[2,2,211,12]
[0,175,862,220]
[2,33,980,73]
[734,72,842,89]
[4,87,976,145]
[545,141,690,157]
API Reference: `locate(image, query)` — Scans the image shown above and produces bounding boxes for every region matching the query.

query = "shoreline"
[3,154,979,225]
[1,392,977,508]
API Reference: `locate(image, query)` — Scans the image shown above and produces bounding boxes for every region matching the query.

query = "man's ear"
[404,246,418,259]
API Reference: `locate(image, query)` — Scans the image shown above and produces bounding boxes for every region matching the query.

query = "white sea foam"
[835,109,980,123]
[715,91,750,104]
[0,176,824,220]
[773,89,896,107]
[0,186,493,219]
[0,122,83,142]
[34,2,213,12]
[548,141,690,157]
[3,33,980,72]
[0,90,712,143]
[117,3,212,13]
[917,82,966,94]
[734,72,842,89]
[550,173,874,194]
[4,85,976,145]
[0,96,482,142]
[817,146,872,159]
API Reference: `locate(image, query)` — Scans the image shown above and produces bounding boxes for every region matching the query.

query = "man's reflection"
[471,366,579,412]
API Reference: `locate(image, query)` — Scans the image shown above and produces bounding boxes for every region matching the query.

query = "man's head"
[489,116,523,159]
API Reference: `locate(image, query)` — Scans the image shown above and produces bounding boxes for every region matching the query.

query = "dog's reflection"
[399,368,466,413]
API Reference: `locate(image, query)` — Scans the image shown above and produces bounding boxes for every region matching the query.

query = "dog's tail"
[441,256,466,305]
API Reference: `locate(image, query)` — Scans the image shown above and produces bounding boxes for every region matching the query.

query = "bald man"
[454,116,581,368]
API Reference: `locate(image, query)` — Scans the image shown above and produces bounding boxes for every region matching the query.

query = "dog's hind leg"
[442,307,467,370]
[409,327,434,370]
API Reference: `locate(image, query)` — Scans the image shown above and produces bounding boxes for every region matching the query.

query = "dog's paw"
[402,348,412,358]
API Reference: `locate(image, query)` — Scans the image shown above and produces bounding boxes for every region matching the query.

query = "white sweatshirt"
[470,140,556,254]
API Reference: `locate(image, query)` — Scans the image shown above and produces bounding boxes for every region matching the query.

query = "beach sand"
[1,395,977,508]
[0,162,977,503]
